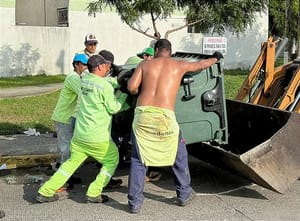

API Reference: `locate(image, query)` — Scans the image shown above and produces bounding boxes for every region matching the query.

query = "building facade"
[0,0,268,77]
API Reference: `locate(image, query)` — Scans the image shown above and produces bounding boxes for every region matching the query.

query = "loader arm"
[235,40,268,101]
[235,37,282,102]
[249,62,293,106]
[277,64,300,112]
[235,37,287,104]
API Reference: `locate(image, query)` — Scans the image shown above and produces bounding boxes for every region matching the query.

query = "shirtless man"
[127,39,223,213]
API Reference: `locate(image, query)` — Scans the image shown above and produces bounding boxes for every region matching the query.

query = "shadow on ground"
[16,155,268,207]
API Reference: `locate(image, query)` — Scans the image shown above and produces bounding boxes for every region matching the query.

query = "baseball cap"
[73,53,88,65]
[85,33,98,44]
[137,47,154,58]
[99,50,114,64]
[87,55,109,68]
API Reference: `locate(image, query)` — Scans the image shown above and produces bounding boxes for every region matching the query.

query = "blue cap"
[73,53,88,65]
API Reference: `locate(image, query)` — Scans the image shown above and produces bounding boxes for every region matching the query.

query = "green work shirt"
[72,76,120,118]
[51,71,81,124]
[72,70,89,118]
[73,73,128,143]
[105,76,119,89]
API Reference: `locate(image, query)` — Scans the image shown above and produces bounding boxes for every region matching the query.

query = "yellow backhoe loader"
[235,36,300,112]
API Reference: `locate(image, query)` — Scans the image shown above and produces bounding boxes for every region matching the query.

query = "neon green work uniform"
[51,71,81,163]
[38,72,128,198]
[51,71,81,124]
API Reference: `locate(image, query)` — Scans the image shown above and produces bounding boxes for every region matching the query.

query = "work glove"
[212,51,224,61]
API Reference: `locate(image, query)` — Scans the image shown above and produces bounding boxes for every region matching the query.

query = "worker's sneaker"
[36,193,59,203]
[175,190,195,207]
[86,194,109,203]
[105,178,122,189]
[129,205,141,214]
[147,171,162,182]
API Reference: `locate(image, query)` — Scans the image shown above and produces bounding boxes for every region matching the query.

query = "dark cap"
[99,50,114,64]
[87,55,109,69]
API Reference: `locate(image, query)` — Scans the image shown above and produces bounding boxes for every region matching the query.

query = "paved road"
[0,155,300,221]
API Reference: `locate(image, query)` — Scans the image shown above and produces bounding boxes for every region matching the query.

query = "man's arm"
[103,84,128,114]
[128,64,143,95]
[182,51,223,74]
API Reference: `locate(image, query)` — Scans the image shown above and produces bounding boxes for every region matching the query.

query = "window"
[57,7,68,27]
[15,0,69,27]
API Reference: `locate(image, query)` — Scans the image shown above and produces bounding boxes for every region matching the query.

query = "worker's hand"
[212,51,224,61]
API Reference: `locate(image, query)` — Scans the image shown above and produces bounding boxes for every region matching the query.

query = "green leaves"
[87,0,268,37]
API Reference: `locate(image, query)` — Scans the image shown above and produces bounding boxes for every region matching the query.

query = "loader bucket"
[188,99,300,193]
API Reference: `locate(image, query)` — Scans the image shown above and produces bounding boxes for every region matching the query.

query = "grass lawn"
[0,70,248,135]
[0,91,60,135]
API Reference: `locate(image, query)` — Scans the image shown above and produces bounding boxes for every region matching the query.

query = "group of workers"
[35,33,223,214]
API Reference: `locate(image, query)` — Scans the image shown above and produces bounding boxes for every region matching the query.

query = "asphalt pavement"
[0,84,300,220]
[0,153,300,221]
[0,132,300,221]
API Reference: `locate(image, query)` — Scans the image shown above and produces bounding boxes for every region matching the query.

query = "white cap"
[85,33,98,44]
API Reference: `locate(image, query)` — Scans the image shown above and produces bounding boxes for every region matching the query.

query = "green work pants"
[38,138,119,197]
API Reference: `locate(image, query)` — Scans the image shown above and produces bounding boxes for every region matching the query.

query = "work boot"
[175,190,195,207]
[105,178,122,189]
[36,193,59,203]
[86,194,109,203]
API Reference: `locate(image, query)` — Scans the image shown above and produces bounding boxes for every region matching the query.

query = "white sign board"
[203,37,227,55]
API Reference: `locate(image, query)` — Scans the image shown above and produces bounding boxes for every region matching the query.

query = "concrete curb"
[0,134,59,168]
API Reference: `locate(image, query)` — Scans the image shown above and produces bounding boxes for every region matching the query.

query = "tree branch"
[164,19,205,39]
[151,11,160,40]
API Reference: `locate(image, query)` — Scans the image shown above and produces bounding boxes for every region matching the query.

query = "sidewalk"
[0,83,63,99]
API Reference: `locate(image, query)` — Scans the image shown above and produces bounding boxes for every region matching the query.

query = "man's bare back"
[128,39,222,111]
